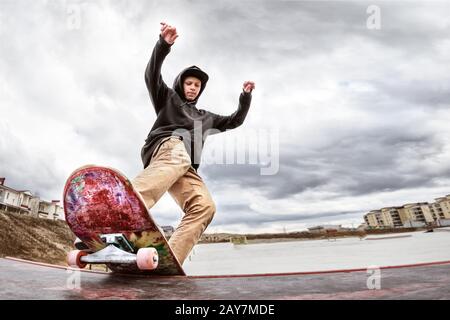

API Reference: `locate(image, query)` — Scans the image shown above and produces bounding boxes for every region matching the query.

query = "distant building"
[0,182,31,215]
[38,200,64,220]
[364,210,382,229]
[363,194,450,229]
[308,225,342,234]
[399,203,434,227]
[431,195,450,220]
[0,177,63,220]
[381,207,404,228]
[437,219,450,227]
[403,220,426,228]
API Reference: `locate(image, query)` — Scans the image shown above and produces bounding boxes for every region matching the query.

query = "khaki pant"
[131,137,215,265]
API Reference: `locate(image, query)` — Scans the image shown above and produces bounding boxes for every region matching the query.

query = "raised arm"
[145,22,179,114]
[211,81,255,132]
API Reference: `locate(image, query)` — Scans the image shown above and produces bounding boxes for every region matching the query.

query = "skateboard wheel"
[136,248,159,270]
[67,250,88,269]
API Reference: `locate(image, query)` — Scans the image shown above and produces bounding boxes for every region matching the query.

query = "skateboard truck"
[100,233,135,253]
[67,233,159,271]
[74,234,134,253]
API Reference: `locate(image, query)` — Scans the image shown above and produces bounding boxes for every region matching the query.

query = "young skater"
[132,22,255,264]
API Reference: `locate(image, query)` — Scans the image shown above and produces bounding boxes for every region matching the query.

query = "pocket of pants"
[151,137,173,160]
[154,137,187,162]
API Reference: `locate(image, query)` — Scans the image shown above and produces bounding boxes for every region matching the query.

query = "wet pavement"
[1,257,450,299]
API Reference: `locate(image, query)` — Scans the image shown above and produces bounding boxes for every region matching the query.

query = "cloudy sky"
[1,0,450,233]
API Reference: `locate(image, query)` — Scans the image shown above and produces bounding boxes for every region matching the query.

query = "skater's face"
[183,76,201,101]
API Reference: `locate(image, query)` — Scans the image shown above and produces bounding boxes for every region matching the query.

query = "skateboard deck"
[63,165,185,276]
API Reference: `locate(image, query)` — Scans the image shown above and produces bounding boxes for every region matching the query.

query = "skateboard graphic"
[63,165,185,276]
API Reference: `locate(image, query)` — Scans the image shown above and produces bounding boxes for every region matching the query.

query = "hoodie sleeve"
[145,35,173,114]
[210,91,252,132]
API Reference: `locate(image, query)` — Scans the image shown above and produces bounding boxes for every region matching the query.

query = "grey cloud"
[368,79,450,108]
[203,124,449,201]
[0,125,62,200]
[213,202,362,226]
[188,1,450,63]
[203,162,328,200]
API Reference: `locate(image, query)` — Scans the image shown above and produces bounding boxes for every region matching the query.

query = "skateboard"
[63,165,185,276]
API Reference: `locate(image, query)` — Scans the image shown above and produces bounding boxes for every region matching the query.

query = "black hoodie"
[141,35,252,170]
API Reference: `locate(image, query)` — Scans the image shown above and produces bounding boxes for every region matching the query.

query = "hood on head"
[173,65,209,103]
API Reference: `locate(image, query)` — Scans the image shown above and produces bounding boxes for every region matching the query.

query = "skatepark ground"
[1,256,450,299]
[183,229,450,276]
[1,210,450,300]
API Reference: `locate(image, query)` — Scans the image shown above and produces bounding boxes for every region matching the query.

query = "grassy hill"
[0,211,75,265]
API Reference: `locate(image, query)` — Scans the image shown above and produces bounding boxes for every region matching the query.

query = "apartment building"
[431,195,450,219]
[380,207,403,227]
[0,183,29,214]
[399,203,434,225]
[365,203,433,229]
[0,178,63,220]
[364,209,399,229]
[363,194,450,229]
[38,200,64,220]
[364,210,381,228]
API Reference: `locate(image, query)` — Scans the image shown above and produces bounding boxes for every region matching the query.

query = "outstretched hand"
[243,81,255,93]
[160,22,178,45]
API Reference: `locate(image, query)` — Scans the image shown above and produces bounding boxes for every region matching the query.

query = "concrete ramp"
[1,257,450,300]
